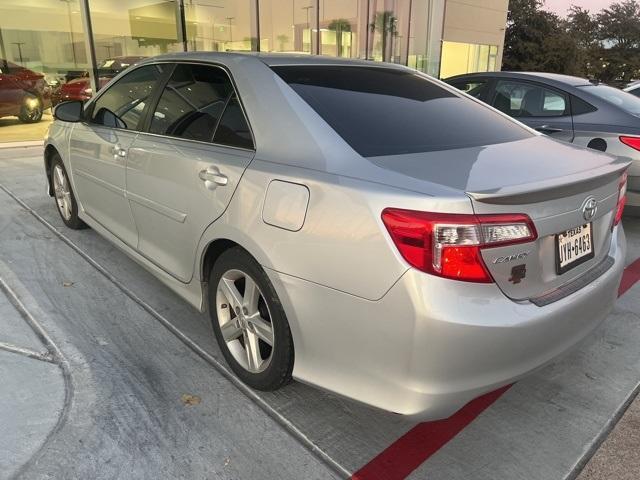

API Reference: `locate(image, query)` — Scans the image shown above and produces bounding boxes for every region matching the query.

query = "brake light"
[620,136,640,151]
[381,209,537,283]
[613,171,628,227]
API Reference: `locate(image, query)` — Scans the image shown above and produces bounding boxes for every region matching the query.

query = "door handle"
[535,125,563,134]
[199,167,228,188]
[111,143,127,159]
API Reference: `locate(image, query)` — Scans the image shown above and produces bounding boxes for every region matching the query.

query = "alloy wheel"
[216,269,275,374]
[53,164,72,221]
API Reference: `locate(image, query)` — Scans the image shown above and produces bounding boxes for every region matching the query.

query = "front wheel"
[209,247,294,390]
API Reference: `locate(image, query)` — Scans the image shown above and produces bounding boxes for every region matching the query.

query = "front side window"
[449,79,489,99]
[272,66,530,157]
[90,64,164,130]
[492,80,568,118]
[149,64,233,142]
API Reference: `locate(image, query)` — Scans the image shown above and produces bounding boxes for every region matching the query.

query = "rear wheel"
[209,247,294,390]
[18,95,43,123]
[51,154,87,229]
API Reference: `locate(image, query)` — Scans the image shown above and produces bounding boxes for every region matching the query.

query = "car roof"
[446,71,594,88]
[137,51,404,70]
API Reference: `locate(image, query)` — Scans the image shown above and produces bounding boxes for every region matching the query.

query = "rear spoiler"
[466,159,630,205]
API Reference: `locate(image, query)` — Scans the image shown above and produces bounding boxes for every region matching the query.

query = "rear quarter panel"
[195,159,473,301]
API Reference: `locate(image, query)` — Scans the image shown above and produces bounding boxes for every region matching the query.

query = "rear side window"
[150,64,233,142]
[213,95,254,149]
[91,64,164,130]
[492,80,569,118]
[571,95,597,115]
[272,66,530,157]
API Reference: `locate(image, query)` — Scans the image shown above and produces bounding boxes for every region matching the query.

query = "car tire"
[209,247,294,391]
[18,94,43,123]
[51,154,87,230]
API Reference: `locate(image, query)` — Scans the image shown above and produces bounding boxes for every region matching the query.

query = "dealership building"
[0,0,508,142]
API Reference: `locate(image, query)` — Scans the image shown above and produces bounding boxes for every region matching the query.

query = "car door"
[68,63,168,247]
[0,63,24,116]
[125,63,255,282]
[490,79,574,142]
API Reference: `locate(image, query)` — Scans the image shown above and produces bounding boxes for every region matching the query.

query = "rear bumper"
[268,225,626,420]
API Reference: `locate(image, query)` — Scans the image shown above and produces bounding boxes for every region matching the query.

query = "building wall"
[440,0,508,78]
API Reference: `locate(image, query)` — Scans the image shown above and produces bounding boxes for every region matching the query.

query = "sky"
[543,0,615,16]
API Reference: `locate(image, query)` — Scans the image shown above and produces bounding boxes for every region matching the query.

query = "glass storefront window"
[184,0,258,52]
[319,0,367,59]
[89,0,182,63]
[0,0,508,144]
[368,0,410,64]
[439,41,499,79]
[259,0,317,54]
[0,0,89,141]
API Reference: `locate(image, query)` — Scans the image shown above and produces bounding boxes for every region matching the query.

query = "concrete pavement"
[0,281,65,478]
[1,145,640,479]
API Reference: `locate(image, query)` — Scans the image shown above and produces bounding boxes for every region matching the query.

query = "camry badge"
[582,196,598,222]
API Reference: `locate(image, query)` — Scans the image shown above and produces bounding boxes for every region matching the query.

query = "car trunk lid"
[368,136,629,301]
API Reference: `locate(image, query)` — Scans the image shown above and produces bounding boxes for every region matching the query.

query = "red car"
[0,60,51,123]
[52,56,146,106]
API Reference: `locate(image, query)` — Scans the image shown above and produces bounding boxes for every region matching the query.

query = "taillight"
[620,136,640,151]
[381,209,537,283]
[613,171,628,227]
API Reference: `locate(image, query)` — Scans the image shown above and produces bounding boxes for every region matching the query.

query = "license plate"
[556,223,594,274]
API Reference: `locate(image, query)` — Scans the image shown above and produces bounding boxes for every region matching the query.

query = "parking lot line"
[352,257,640,480]
[351,385,511,480]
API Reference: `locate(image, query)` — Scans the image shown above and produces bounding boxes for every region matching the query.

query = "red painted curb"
[619,257,640,297]
[351,256,640,480]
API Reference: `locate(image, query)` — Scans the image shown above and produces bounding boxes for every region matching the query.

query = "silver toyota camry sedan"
[45,52,629,420]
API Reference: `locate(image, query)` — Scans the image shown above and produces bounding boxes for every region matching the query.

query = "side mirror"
[53,100,83,122]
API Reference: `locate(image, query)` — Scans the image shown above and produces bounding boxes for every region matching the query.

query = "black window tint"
[449,79,488,99]
[272,66,530,157]
[150,64,233,142]
[91,64,163,130]
[492,80,568,118]
[213,95,253,149]
[571,95,597,115]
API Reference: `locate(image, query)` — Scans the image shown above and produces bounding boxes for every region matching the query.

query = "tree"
[567,6,601,77]
[276,34,289,52]
[328,19,351,57]
[503,0,580,74]
[596,0,640,81]
[370,11,398,62]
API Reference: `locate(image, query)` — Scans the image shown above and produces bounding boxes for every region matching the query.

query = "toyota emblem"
[582,197,598,222]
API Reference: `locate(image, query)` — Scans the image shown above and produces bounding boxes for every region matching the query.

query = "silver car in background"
[624,81,640,98]
[446,72,640,211]
[46,53,628,419]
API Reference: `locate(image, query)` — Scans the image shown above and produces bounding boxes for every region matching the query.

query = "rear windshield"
[272,66,531,157]
[578,85,640,116]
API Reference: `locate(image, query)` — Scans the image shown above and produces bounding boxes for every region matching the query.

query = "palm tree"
[328,19,351,57]
[277,34,289,52]
[369,11,398,62]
